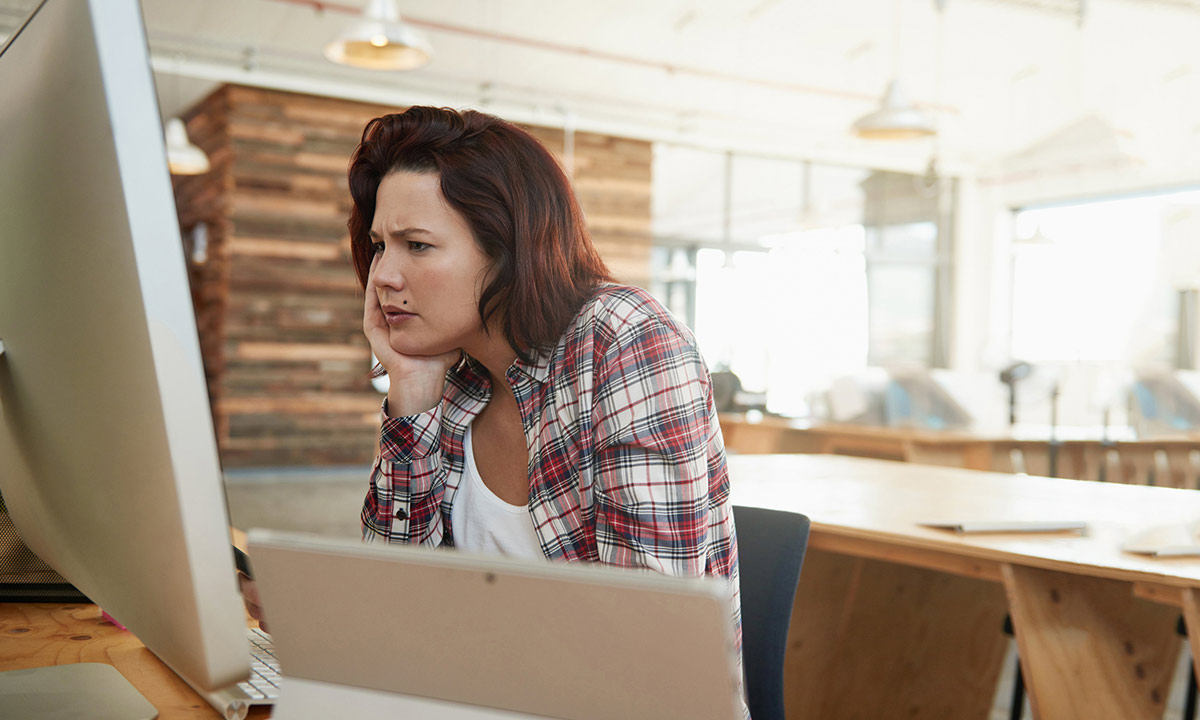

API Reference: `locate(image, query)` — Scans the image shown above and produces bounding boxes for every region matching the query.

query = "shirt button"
[394,508,408,521]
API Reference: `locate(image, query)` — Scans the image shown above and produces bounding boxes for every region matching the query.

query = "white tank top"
[450,424,544,560]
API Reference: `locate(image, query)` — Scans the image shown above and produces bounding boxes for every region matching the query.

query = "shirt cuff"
[379,398,443,462]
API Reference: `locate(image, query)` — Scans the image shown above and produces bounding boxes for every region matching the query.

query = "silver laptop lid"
[247,530,742,720]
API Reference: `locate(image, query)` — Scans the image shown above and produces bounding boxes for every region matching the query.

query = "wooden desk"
[720,414,1200,487]
[9,458,1199,719]
[728,453,1200,720]
[720,416,993,466]
[0,603,270,719]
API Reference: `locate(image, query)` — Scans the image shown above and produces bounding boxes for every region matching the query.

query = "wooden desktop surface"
[0,603,270,719]
[729,453,1200,586]
[0,519,265,719]
[5,455,1198,719]
[727,453,1200,719]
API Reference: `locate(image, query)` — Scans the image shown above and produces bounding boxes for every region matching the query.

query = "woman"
[339,105,742,711]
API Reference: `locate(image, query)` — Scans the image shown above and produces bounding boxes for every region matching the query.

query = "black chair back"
[732,505,811,720]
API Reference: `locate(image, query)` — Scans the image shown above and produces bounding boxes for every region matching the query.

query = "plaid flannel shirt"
[362,284,744,707]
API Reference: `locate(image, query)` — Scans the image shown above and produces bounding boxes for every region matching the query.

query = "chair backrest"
[732,505,811,720]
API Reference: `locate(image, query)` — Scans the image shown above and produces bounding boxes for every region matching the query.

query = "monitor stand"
[0,663,158,719]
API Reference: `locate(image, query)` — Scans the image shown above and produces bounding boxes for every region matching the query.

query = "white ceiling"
[4,0,1200,179]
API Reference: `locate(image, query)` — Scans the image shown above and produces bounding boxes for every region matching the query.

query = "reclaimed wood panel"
[227,237,343,261]
[171,86,234,443]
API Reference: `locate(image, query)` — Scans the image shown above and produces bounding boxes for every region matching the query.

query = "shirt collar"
[509,345,553,384]
[455,345,553,391]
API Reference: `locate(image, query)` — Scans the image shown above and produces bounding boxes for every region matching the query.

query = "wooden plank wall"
[172,88,232,439]
[175,86,653,467]
[525,126,653,287]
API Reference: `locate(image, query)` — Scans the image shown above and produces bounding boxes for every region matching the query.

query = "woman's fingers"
[238,573,259,604]
[238,573,268,631]
[363,284,385,333]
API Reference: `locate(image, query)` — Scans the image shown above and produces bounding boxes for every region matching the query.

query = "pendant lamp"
[853,78,936,140]
[324,0,432,71]
[165,117,210,175]
[853,0,938,141]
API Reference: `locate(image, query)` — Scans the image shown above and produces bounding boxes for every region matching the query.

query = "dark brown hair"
[347,106,612,362]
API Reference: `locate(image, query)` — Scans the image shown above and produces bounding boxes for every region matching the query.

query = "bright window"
[1011,190,1200,367]
[692,226,869,416]
[651,147,950,417]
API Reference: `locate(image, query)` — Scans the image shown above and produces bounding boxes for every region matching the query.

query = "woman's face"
[368,171,493,357]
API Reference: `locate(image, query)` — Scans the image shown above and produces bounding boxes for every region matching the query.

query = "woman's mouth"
[381,304,416,325]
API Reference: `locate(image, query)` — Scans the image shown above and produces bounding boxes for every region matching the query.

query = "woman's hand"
[238,573,268,633]
[363,260,460,416]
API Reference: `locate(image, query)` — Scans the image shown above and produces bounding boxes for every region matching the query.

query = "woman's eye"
[370,241,385,255]
[409,241,430,252]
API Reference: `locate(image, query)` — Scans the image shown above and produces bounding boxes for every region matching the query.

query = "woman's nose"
[370,250,404,291]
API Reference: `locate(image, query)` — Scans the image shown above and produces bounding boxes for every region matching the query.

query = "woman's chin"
[389,336,452,358]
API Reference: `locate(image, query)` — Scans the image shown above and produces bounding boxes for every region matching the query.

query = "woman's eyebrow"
[368,227,433,240]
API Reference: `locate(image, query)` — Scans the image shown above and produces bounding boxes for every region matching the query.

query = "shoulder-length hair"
[347,106,612,362]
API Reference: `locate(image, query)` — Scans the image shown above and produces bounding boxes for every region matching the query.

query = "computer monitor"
[0,0,249,708]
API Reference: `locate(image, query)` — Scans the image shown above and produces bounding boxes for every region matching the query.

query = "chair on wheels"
[732,505,811,720]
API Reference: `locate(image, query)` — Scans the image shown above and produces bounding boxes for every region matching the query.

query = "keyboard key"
[237,682,265,700]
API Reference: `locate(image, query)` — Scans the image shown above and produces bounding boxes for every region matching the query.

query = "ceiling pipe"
[150,52,945,176]
[265,0,958,115]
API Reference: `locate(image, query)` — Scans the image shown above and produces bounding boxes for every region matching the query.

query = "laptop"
[246,529,744,720]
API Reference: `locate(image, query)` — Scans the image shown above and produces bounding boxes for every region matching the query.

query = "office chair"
[732,505,811,720]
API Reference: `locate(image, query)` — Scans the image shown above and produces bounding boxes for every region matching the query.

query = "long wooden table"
[6,455,1199,719]
[728,453,1200,719]
[720,414,1200,487]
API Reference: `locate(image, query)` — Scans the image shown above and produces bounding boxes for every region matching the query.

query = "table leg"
[785,548,1009,719]
[1002,565,1180,720]
[1180,588,1200,689]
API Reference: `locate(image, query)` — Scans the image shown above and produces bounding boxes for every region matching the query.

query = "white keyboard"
[195,627,282,720]
[241,626,282,700]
